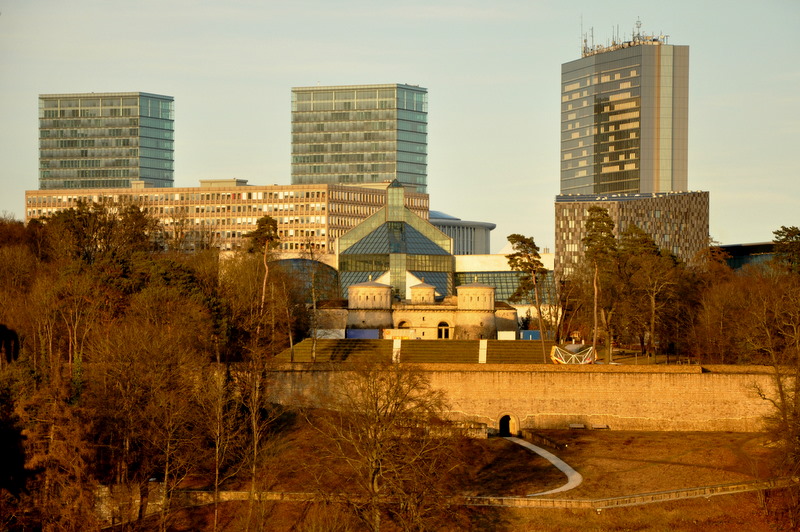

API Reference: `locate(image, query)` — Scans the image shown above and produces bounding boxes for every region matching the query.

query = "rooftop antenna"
[635,17,642,40]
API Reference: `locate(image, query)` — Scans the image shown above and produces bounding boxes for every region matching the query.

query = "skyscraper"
[291,84,428,193]
[560,27,688,195]
[39,92,174,189]
[555,26,707,279]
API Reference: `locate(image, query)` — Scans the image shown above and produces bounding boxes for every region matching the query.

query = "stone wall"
[272,363,779,432]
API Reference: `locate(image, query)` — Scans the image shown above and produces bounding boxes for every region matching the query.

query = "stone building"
[317,277,518,340]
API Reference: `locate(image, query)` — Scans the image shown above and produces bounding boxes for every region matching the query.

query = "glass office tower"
[39,92,174,189]
[560,33,688,195]
[291,84,428,194]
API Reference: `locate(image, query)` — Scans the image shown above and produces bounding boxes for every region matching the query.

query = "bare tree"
[196,365,246,532]
[308,357,460,531]
[740,268,800,527]
[236,352,282,532]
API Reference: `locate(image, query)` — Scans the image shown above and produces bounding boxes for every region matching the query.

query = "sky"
[1,0,798,252]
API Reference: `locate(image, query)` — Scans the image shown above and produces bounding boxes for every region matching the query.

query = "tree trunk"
[592,261,599,359]
[649,292,657,356]
[532,274,548,363]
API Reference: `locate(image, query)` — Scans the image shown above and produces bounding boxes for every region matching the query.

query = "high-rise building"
[556,26,707,279]
[39,92,174,189]
[291,84,428,193]
[560,27,688,195]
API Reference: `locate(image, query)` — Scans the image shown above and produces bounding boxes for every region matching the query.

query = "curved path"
[504,436,583,496]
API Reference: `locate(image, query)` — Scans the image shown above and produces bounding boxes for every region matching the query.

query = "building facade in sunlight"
[38,92,174,190]
[25,179,428,254]
[291,84,428,193]
[560,28,688,195]
[556,26,706,279]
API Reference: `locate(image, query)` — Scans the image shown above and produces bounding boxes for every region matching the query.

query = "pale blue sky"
[1,0,798,251]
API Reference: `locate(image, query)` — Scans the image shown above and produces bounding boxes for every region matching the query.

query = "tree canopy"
[773,225,800,274]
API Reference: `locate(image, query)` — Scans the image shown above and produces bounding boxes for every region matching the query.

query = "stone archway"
[498,413,519,437]
[437,322,450,339]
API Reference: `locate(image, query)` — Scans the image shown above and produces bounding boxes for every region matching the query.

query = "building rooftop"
[556,191,703,203]
[580,20,671,58]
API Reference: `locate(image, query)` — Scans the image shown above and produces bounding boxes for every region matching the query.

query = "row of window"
[294,88,397,101]
[40,118,139,128]
[41,148,140,160]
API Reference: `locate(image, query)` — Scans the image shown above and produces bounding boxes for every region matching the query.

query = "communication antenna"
[634,17,642,40]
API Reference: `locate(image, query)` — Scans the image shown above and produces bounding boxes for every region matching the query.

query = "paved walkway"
[504,436,583,496]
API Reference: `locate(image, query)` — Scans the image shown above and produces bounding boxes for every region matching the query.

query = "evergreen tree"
[581,206,617,361]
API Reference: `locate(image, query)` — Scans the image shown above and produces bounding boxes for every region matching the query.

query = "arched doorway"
[499,415,511,437]
[398,321,409,329]
[437,322,450,339]
[498,413,518,437]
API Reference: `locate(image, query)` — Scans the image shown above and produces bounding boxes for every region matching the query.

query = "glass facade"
[339,181,452,299]
[455,271,555,304]
[560,38,688,195]
[39,92,174,189]
[292,84,428,193]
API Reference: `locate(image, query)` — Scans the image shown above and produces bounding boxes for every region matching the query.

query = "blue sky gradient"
[1,0,797,251]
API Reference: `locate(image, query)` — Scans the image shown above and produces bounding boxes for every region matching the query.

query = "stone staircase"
[277,338,555,364]
[398,340,479,363]
[279,339,391,362]
[486,340,554,364]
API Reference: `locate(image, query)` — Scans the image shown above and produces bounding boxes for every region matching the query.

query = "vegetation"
[506,234,551,358]
[3,201,800,529]
[306,357,461,531]
[0,206,469,530]
[0,205,306,530]
[548,210,800,526]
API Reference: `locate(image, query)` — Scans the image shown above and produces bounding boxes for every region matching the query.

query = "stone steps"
[277,338,555,364]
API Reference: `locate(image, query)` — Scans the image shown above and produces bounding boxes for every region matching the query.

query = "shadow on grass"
[457,437,567,497]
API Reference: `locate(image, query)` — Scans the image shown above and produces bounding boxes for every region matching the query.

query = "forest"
[1,202,800,530]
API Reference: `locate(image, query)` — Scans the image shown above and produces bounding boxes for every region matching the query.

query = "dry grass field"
[142,427,786,531]
[505,430,780,531]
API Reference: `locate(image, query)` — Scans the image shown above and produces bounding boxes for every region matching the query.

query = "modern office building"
[291,84,428,193]
[560,26,688,195]
[39,92,174,190]
[554,191,709,277]
[455,253,556,304]
[25,179,429,254]
[429,211,496,255]
[555,24,707,279]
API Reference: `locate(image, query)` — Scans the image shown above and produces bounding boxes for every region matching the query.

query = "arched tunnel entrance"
[499,415,512,436]
[498,414,519,437]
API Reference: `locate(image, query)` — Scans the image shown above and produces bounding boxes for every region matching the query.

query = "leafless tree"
[308,357,461,531]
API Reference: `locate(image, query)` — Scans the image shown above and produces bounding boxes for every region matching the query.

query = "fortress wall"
[272,364,779,432]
